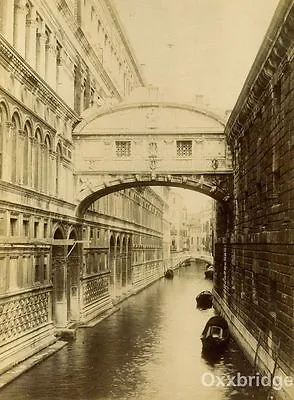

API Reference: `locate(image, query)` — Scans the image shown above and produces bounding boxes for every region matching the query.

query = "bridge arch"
[76,174,232,218]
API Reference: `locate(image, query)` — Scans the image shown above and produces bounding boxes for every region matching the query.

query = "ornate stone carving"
[0,289,50,344]
[83,274,109,306]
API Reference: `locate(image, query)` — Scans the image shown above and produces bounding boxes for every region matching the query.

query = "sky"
[112,0,279,211]
[113,0,279,110]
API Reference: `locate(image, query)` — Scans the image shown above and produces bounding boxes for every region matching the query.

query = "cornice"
[225,0,294,144]
[0,35,80,125]
[73,101,226,134]
[56,0,141,99]
[104,0,146,86]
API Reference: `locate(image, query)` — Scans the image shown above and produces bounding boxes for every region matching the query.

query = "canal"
[0,262,269,400]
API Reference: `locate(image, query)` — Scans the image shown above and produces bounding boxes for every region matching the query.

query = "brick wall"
[219,1,294,379]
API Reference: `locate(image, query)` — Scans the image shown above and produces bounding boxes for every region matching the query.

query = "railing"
[0,286,52,345]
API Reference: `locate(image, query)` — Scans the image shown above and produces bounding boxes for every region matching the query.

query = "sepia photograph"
[0,0,293,399]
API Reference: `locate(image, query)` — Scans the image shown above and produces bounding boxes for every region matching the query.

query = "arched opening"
[109,235,115,294]
[0,102,8,179]
[67,229,79,321]
[121,237,127,288]
[52,227,67,327]
[34,128,42,191]
[44,135,51,193]
[127,237,132,287]
[11,112,21,183]
[55,143,62,197]
[23,121,31,185]
[116,236,121,295]
[76,175,231,219]
[78,182,233,303]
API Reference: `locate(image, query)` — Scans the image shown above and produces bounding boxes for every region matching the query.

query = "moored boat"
[195,290,213,309]
[201,316,229,352]
[164,269,174,279]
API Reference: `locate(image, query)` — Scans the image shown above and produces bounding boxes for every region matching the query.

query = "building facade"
[0,0,179,376]
[214,2,294,399]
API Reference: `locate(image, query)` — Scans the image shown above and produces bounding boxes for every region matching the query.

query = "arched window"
[44,135,51,193]
[11,112,21,183]
[34,128,42,190]
[23,121,31,185]
[121,237,127,287]
[55,143,62,197]
[0,102,8,179]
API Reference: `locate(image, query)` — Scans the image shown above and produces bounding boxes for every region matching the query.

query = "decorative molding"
[0,289,50,344]
[0,34,80,124]
[76,172,233,217]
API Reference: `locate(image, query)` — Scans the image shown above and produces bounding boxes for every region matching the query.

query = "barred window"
[176,140,192,158]
[116,141,131,157]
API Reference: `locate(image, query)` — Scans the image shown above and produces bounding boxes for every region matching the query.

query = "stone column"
[25,6,37,68]
[40,143,45,192]
[36,19,46,77]
[45,32,57,89]
[29,135,34,188]
[18,129,25,185]
[13,0,27,57]
[1,0,15,44]
[50,151,56,197]
[31,136,38,190]
[2,122,13,181]
[56,46,65,97]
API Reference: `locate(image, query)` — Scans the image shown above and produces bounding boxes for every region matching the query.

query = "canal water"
[0,262,269,400]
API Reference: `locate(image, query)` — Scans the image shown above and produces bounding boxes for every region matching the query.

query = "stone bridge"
[73,90,233,216]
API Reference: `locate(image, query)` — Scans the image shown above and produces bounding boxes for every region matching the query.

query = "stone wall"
[215,0,294,394]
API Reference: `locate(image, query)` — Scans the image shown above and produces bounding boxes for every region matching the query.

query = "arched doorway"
[127,237,132,287]
[52,227,67,327]
[116,236,121,295]
[109,235,115,294]
[121,237,127,288]
[67,229,79,321]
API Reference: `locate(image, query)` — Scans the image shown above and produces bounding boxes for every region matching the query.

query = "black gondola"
[195,290,213,309]
[204,265,214,280]
[201,316,229,352]
[164,269,174,279]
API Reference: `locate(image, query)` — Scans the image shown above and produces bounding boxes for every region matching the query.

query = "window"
[23,220,29,237]
[34,221,39,238]
[116,141,131,158]
[176,140,192,158]
[43,256,49,281]
[44,222,48,238]
[10,218,18,236]
[34,257,40,283]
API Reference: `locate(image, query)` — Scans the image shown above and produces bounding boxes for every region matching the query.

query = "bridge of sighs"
[73,89,233,217]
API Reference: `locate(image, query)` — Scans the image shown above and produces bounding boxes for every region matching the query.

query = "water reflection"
[0,262,269,400]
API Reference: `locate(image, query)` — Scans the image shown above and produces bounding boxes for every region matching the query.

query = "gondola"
[164,269,174,279]
[204,264,214,280]
[195,290,213,309]
[201,316,229,352]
